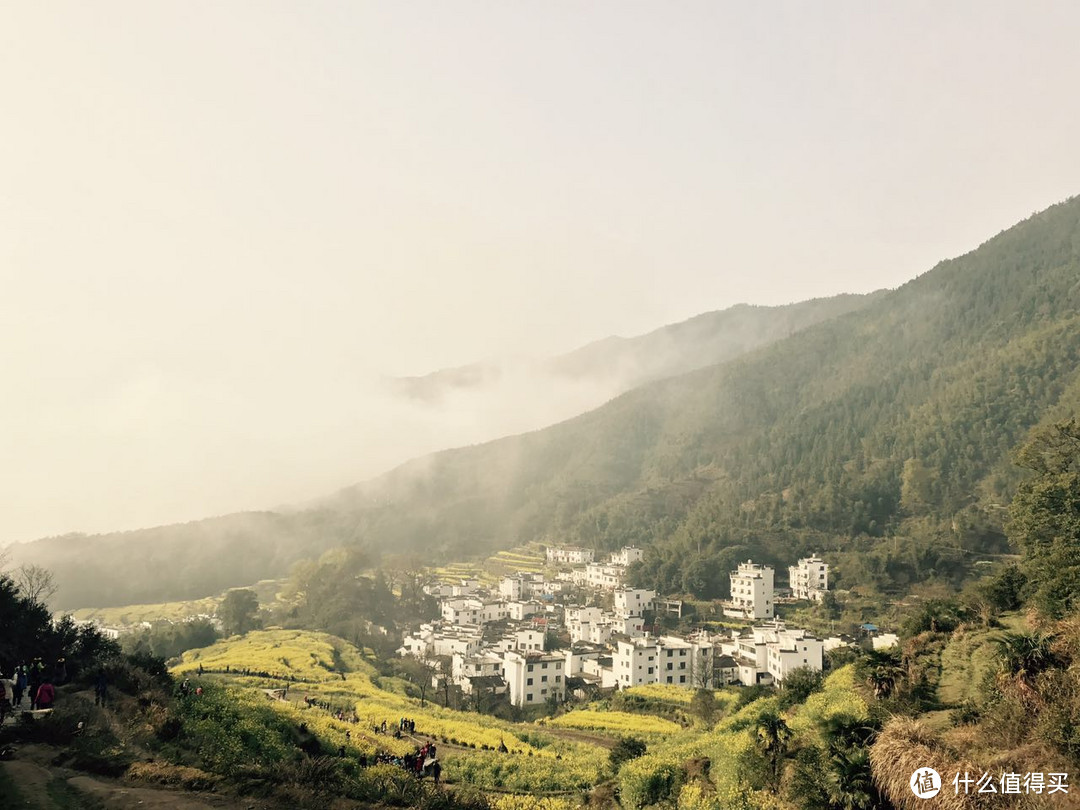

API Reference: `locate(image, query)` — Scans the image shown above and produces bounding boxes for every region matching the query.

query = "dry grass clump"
[870,716,1049,810]
[126,760,221,791]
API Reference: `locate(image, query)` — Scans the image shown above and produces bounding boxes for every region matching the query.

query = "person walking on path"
[13,665,26,708]
[94,670,108,707]
[35,679,55,711]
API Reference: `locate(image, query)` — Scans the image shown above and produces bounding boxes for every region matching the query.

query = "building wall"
[505,652,566,706]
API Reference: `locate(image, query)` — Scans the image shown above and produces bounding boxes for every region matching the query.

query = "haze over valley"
[6,5,1080,810]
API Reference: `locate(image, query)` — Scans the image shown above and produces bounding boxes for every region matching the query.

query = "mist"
[4,2,1080,546]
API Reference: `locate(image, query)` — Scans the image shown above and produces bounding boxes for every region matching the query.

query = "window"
[679,662,686,670]
[680,675,686,683]
[648,667,653,675]
[541,688,548,695]
[527,694,533,701]
[555,675,561,682]
[666,663,673,671]
[527,664,534,672]
[542,662,548,669]
[555,662,561,669]
[679,650,686,656]
[667,650,673,657]
[666,676,673,683]
[541,675,548,683]
[527,678,533,686]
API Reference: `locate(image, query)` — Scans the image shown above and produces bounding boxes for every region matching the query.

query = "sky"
[3,1,1080,545]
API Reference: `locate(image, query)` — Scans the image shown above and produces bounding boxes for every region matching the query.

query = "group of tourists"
[371,741,442,784]
[0,659,62,721]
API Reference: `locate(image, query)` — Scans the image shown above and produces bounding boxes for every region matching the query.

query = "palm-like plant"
[994,631,1058,699]
[858,649,904,699]
[825,746,877,810]
[755,709,792,789]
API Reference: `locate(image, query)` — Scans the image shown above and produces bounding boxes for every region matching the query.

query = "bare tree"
[16,564,57,605]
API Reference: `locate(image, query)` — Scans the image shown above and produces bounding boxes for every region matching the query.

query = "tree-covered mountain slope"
[8,293,875,609]
[390,293,879,402]
[325,195,1080,588]
[12,195,1080,608]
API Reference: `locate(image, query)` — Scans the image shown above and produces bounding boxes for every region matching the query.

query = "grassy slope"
[936,613,1027,707]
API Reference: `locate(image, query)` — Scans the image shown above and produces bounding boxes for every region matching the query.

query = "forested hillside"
[9,295,872,609]
[327,195,1080,591]
[391,293,878,401]
[12,195,1080,608]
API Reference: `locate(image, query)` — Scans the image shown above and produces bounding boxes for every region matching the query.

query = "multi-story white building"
[451,579,481,597]
[400,624,484,660]
[567,607,605,644]
[504,650,566,706]
[611,634,714,690]
[441,598,482,626]
[764,627,824,684]
[586,563,626,590]
[658,635,714,688]
[721,621,823,685]
[451,652,505,693]
[546,546,596,565]
[788,554,829,602]
[613,636,661,688]
[507,600,543,621]
[610,546,645,566]
[499,576,525,602]
[614,588,655,618]
[723,561,775,620]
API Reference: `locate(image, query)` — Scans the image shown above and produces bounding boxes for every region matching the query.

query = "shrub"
[609,736,647,771]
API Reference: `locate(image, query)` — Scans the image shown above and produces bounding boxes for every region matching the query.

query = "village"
[398,546,900,708]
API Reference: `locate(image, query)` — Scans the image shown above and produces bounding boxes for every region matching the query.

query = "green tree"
[219,589,260,636]
[609,736,647,771]
[778,666,824,709]
[900,458,935,515]
[690,688,716,725]
[1009,419,1080,618]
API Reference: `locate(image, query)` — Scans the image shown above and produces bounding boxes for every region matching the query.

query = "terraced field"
[174,630,606,793]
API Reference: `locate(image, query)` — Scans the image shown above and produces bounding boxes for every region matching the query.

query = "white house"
[765,628,824,684]
[499,576,525,602]
[788,554,829,602]
[655,635,713,688]
[723,561,775,620]
[441,598,482,626]
[612,633,712,689]
[507,600,543,621]
[504,650,566,706]
[614,588,655,618]
[586,563,625,590]
[450,579,481,597]
[451,652,505,693]
[610,546,645,566]
[613,636,661,688]
[546,546,595,565]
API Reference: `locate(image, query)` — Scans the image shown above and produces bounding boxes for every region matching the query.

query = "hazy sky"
[3,2,1080,545]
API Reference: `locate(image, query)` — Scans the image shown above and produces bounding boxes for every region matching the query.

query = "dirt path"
[66,775,225,810]
[1,759,55,810]
[531,726,618,749]
[1,750,265,810]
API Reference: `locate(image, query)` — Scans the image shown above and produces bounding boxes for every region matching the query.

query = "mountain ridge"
[12,195,1080,608]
